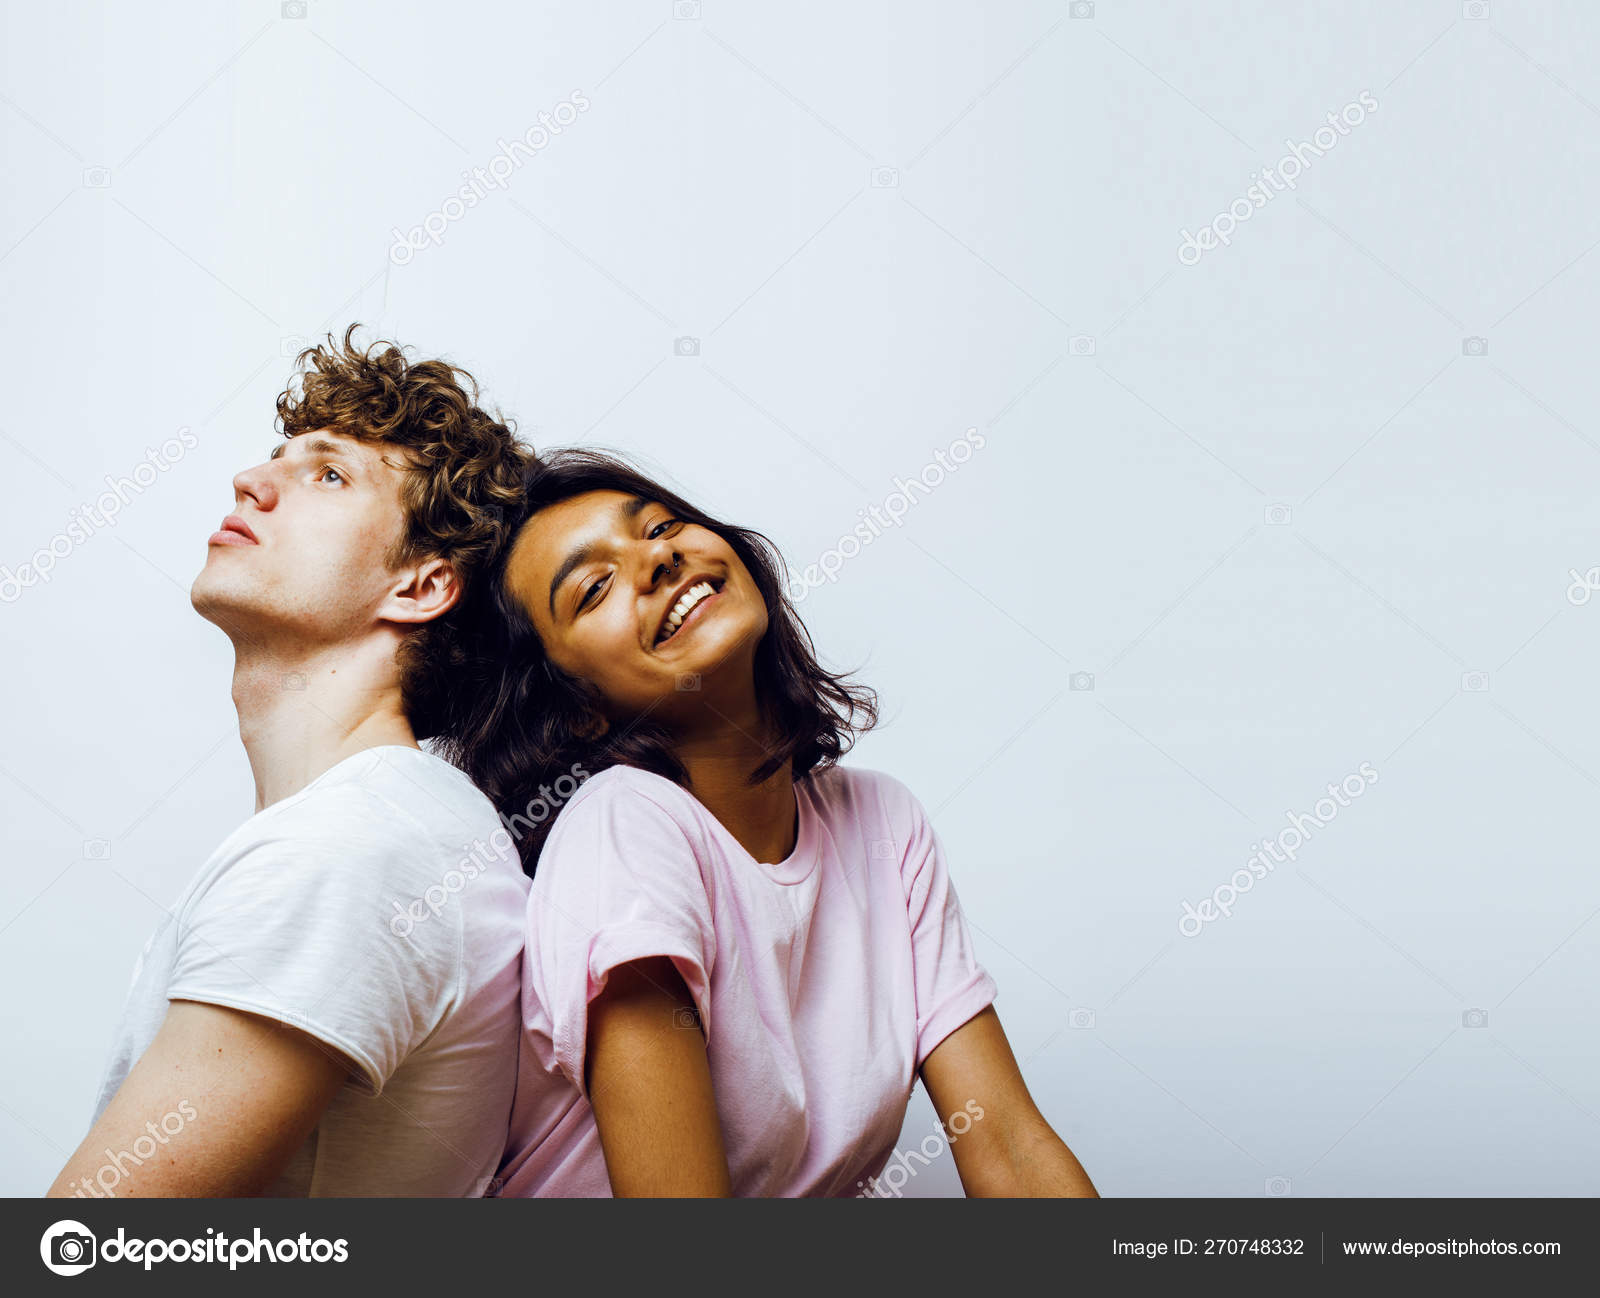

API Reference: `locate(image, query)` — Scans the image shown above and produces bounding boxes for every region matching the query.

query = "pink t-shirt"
[496,762,998,1198]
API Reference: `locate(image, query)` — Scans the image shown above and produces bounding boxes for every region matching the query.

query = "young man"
[48,328,533,1198]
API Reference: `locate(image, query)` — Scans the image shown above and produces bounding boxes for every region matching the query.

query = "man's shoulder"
[295,745,497,829]
[219,746,513,893]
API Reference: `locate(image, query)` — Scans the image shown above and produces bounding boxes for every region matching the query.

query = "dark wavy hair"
[434,449,878,874]
[276,325,531,740]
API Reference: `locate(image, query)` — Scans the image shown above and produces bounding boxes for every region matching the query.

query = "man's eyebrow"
[271,435,360,463]
[547,495,653,618]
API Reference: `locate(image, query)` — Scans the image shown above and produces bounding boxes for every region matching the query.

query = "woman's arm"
[919,1005,1098,1197]
[584,956,734,1197]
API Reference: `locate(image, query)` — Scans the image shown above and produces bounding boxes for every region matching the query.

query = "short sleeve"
[166,789,461,1096]
[525,771,717,1096]
[885,778,999,1066]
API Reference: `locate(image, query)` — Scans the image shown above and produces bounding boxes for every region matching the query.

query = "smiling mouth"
[654,577,725,648]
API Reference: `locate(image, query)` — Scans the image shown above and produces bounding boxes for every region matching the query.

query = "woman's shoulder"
[526,764,714,897]
[801,763,927,829]
[551,763,707,845]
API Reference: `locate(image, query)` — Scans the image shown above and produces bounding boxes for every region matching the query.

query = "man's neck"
[229,638,417,813]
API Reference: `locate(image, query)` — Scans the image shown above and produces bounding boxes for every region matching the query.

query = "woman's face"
[504,489,769,722]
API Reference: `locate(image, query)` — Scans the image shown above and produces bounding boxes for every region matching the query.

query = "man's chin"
[189,573,268,638]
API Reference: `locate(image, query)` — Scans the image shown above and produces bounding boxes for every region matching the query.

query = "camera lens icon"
[1264,504,1292,525]
[1069,671,1095,692]
[674,0,702,18]
[282,1,308,17]
[1069,334,1096,356]
[82,167,111,188]
[1462,336,1488,356]
[674,336,700,357]
[1265,1176,1292,1196]
[1069,0,1096,16]
[870,166,899,188]
[1068,1007,1096,1029]
[1460,671,1489,693]
[1462,1008,1489,1028]
[41,1221,97,1276]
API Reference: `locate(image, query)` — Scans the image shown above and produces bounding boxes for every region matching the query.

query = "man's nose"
[231,460,278,511]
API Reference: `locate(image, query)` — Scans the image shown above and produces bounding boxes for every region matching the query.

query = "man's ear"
[381,555,460,626]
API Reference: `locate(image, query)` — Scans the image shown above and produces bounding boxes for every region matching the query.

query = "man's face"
[504,489,768,722]
[190,429,417,645]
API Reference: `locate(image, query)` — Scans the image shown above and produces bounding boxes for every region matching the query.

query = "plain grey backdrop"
[3,0,1597,1197]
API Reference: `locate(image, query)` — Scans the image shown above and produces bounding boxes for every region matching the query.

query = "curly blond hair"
[276,324,532,739]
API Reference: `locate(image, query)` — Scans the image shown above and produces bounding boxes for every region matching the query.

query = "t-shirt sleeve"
[166,789,462,1097]
[525,773,716,1097]
[884,776,999,1066]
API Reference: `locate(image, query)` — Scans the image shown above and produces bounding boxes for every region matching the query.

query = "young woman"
[440,449,1097,1198]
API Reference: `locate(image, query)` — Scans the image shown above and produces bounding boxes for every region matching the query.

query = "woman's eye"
[578,576,606,610]
[648,517,680,539]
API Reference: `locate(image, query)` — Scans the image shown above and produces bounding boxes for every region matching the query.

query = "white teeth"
[658,581,715,643]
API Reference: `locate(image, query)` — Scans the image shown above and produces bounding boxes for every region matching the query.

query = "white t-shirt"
[92,744,529,1197]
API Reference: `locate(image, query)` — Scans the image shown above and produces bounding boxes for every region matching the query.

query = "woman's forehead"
[516,491,647,557]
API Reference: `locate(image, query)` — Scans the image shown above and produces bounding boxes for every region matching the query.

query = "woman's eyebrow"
[546,495,653,617]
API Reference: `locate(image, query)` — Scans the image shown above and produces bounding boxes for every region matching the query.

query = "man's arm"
[47,999,351,1198]
[584,956,733,1197]
[920,1005,1098,1198]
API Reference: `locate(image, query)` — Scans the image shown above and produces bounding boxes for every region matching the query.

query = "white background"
[3,0,1598,1197]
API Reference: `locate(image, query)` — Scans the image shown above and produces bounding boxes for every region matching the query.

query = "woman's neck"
[672,701,798,865]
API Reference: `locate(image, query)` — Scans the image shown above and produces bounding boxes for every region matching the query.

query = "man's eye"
[648,517,681,539]
[319,466,344,485]
[577,576,606,610]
